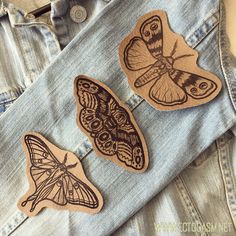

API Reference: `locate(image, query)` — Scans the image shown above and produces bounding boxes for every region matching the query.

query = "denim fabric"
[0,89,22,114]
[0,0,236,236]
[51,0,108,47]
[0,1,61,115]
[114,128,236,236]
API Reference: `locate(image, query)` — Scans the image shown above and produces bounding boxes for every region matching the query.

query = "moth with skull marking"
[121,13,221,109]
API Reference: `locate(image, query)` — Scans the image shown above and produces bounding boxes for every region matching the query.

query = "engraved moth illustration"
[74,75,149,173]
[18,133,103,217]
[119,11,222,110]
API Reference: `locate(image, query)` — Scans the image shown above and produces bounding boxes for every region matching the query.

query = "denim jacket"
[0,0,236,235]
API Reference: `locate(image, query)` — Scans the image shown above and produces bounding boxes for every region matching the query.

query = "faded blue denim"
[0,0,236,235]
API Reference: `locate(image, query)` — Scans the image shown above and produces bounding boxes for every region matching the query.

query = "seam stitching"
[218,1,236,112]
[174,176,208,236]
[217,136,236,230]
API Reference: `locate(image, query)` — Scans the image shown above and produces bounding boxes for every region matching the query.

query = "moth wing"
[94,129,117,156]
[91,91,147,171]
[169,70,218,99]
[124,37,156,71]
[149,72,187,106]
[24,135,59,169]
[110,102,146,170]
[23,165,100,212]
[75,78,100,109]
[75,78,104,135]
[21,171,67,213]
[28,170,100,210]
[30,166,58,191]
[116,135,145,171]
[64,173,99,209]
[116,141,133,165]
[21,136,66,211]
[47,176,67,205]
[79,108,103,134]
[75,76,148,172]
[140,15,163,58]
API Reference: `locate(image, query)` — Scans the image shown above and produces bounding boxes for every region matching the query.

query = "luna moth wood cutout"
[119,11,222,111]
[17,132,103,217]
[74,75,149,173]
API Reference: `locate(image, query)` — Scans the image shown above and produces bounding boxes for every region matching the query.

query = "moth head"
[184,77,217,99]
[77,78,99,94]
[166,57,174,66]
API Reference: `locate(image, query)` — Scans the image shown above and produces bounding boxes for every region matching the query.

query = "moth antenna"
[30,204,36,212]
[63,153,68,165]
[30,198,39,212]
[21,200,27,207]
[67,162,78,169]
[21,195,35,207]
[170,40,178,57]
[174,54,194,61]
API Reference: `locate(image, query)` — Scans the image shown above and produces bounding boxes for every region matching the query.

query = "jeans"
[0,0,236,235]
